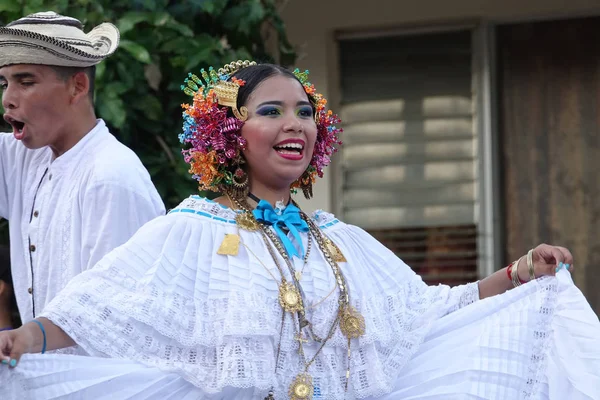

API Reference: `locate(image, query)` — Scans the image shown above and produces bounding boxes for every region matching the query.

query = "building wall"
[497,17,600,310]
[281,0,600,213]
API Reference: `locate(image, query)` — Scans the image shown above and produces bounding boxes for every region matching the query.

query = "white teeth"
[276,149,299,155]
[275,143,303,150]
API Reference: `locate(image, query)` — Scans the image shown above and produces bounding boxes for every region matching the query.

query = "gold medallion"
[279,281,304,313]
[339,305,366,339]
[326,239,347,263]
[217,233,240,256]
[289,373,314,400]
[235,212,259,231]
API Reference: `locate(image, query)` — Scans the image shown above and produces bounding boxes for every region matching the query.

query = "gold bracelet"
[511,256,524,287]
[526,249,535,281]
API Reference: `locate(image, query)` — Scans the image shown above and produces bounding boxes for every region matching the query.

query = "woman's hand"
[0,324,39,367]
[479,243,573,299]
[517,243,574,282]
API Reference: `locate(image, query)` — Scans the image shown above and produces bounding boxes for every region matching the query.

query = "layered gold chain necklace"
[228,194,365,400]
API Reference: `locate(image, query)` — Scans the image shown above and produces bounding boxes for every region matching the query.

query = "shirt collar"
[50,119,109,172]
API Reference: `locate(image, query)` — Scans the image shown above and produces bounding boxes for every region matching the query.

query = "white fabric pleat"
[1,272,599,399]
[1,197,598,399]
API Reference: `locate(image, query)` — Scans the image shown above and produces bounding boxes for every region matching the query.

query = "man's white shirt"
[0,119,165,322]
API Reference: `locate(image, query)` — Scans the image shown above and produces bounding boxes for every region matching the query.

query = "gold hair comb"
[214,60,257,121]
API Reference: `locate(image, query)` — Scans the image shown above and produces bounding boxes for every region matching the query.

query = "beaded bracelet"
[31,320,46,354]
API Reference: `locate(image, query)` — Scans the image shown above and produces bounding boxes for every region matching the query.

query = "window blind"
[338,30,478,284]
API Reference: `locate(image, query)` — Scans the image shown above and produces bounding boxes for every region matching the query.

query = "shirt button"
[29,244,36,252]
[33,211,39,218]
[28,287,33,294]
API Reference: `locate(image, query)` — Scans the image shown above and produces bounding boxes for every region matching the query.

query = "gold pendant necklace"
[235,211,260,231]
[278,280,303,313]
[339,305,366,339]
[289,373,314,400]
[300,211,368,393]
[288,235,311,281]
[325,238,347,263]
[217,233,241,256]
[229,193,365,400]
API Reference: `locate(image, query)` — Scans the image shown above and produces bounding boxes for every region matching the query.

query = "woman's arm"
[478,265,519,299]
[0,317,75,366]
[478,243,573,300]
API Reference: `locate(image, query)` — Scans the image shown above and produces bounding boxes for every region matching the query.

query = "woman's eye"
[298,108,314,118]
[257,107,281,116]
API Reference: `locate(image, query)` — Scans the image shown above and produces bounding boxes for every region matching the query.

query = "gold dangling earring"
[298,170,313,199]
[302,183,313,199]
[231,167,249,199]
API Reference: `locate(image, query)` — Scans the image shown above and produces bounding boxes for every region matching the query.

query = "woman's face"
[240,74,317,191]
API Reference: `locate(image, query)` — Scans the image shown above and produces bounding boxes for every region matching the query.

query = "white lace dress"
[1,196,599,400]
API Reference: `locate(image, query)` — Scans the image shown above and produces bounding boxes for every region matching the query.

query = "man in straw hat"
[0,11,165,330]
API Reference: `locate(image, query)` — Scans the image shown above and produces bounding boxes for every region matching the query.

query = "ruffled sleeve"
[308,213,480,396]
[40,201,481,399]
[40,207,279,395]
[319,213,480,318]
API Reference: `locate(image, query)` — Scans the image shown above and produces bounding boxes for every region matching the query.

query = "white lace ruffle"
[42,196,485,398]
[11,271,600,399]
[170,196,342,230]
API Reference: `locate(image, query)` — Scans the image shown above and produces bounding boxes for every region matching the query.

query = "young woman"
[0,61,598,400]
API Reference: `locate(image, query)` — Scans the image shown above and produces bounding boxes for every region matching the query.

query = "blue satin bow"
[253,200,309,259]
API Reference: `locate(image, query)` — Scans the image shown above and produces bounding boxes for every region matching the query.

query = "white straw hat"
[0,11,120,68]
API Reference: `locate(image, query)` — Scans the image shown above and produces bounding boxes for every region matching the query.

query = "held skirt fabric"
[1,197,598,399]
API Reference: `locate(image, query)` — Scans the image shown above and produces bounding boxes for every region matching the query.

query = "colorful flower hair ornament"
[179,60,256,195]
[178,61,343,199]
[290,68,343,198]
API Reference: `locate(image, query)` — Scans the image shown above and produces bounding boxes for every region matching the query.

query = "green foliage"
[0,0,296,244]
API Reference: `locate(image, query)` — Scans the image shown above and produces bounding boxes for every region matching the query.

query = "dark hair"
[0,245,11,284]
[232,64,311,110]
[0,245,20,328]
[50,65,96,103]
